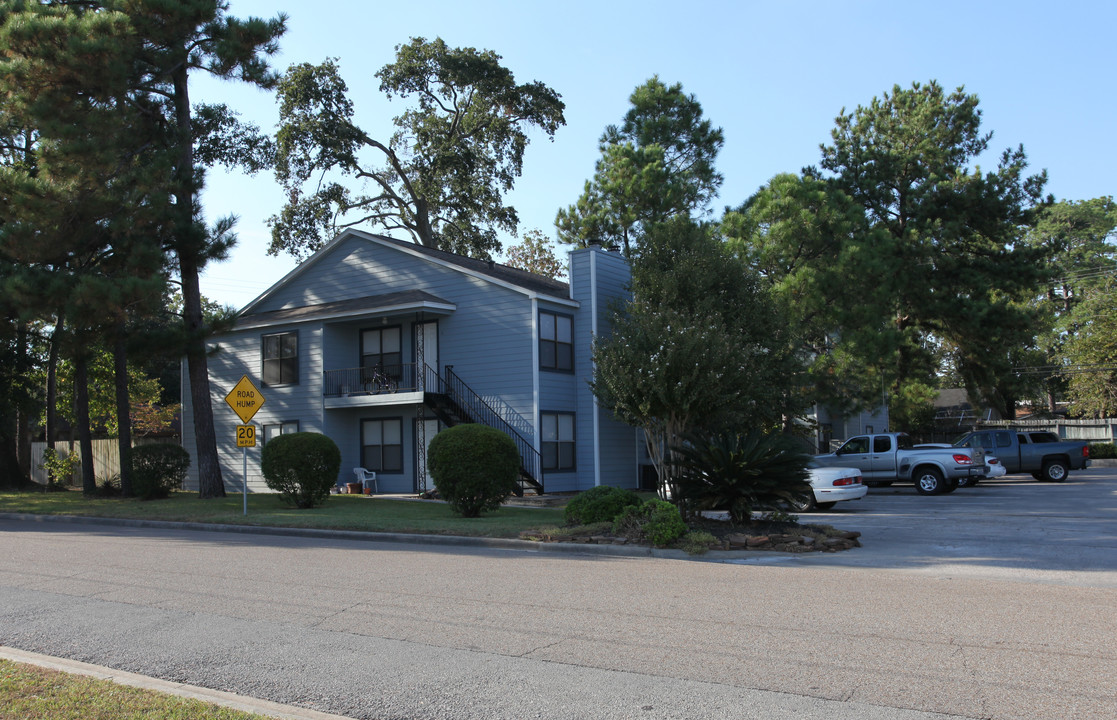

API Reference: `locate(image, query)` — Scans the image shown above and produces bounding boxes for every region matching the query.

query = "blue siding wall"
[183,232,571,494]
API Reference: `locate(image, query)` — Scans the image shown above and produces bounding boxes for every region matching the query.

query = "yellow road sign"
[236,424,256,448]
[225,375,266,424]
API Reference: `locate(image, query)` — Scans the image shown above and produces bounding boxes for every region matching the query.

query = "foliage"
[427,424,520,517]
[39,347,174,437]
[130,443,191,500]
[260,432,341,509]
[612,499,687,547]
[563,485,642,526]
[591,218,801,499]
[270,40,565,259]
[812,80,1050,418]
[556,76,723,255]
[670,431,812,524]
[1062,279,1117,416]
[725,173,897,415]
[40,447,80,487]
[678,530,718,555]
[1087,443,1116,459]
[504,228,568,281]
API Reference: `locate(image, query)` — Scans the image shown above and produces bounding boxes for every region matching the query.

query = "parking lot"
[751,466,1117,587]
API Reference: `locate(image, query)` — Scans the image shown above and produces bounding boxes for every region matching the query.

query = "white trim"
[531,297,541,458]
[590,250,601,488]
[232,300,457,331]
[240,229,578,315]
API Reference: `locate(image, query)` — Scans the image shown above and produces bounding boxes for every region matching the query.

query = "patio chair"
[352,467,377,494]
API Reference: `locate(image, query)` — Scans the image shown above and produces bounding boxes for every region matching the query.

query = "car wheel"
[815,501,836,510]
[1041,460,1068,483]
[913,467,945,495]
[941,477,960,494]
[865,481,893,488]
[957,475,980,488]
[789,493,817,512]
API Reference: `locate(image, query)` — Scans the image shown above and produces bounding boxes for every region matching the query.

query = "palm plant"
[671,431,812,523]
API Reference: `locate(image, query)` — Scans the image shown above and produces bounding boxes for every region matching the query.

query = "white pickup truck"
[814,432,985,495]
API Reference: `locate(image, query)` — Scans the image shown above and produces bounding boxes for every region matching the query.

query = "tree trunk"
[113,324,133,497]
[173,59,224,498]
[74,352,96,495]
[45,313,64,450]
[15,323,31,478]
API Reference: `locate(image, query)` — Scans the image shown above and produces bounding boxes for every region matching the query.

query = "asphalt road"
[1,468,1115,720]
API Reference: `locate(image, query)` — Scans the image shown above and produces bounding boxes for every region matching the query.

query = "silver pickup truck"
[814,432,985,495]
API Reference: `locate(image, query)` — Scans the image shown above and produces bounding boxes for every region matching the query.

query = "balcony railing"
[323,364,417,397]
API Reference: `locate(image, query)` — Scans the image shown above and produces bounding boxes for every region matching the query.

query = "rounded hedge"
[260,432,341,508]
[564,485,642,526]
[427,424,520,517]
[130,443,190,500]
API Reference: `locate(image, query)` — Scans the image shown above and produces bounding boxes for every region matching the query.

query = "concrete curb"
[0,646,356,720]
[0,512,757,562]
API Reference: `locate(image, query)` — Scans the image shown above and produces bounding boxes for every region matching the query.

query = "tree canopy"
[556,77,723,255]
[269,38,565,260]
[591,218,800,499]
[812,80,1052,420]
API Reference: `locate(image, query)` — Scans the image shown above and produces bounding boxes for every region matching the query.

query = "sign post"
[224,376,266,515]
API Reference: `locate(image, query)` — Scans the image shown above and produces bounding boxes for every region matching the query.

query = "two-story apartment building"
[181,229,640,495]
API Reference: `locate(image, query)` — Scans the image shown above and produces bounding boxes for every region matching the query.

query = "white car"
[790,463,868,512]
[915,443,1005,486]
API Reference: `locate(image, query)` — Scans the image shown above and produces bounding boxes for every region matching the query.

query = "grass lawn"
[0,488,566,538]
[0,659,275,720]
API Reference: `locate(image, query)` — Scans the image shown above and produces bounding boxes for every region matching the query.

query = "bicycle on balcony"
[361,365,399,394]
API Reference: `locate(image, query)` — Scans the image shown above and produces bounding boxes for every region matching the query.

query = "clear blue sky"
[194,0,1117,308]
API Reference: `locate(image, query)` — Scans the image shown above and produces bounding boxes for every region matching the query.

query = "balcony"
[323,364,424,408]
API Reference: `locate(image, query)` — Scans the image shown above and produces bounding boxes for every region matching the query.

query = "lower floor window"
[263,421,299,444]
[541,412,575,471]
[362,418,403,473]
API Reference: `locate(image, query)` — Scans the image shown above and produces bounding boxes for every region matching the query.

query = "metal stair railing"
[423,364,543,493]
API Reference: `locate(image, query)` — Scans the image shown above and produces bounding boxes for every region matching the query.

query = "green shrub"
[612,499,687,547]
[40,447,80,487]
[563,485,642,525]
[260,432,341,508]
[1088,442,1116,459]
[671,431,812,524]
[130,443,191,500]
[427,424,520,517]
[678,530,718,555]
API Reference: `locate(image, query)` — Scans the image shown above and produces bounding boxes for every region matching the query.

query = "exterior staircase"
[421,365,544,496]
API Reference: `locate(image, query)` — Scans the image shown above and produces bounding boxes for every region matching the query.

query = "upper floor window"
[539,311,573,372]
[362,326,402,378]
[262,332,298,386]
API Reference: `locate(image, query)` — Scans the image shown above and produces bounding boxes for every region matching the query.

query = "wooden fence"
[30,438,178,485]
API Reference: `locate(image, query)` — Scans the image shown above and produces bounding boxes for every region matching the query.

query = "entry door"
[415,418,440,492]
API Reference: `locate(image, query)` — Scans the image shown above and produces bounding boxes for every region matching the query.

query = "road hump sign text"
[225,375,265,424]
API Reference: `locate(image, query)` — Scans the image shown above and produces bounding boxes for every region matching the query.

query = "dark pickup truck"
[947,429,1090,482]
